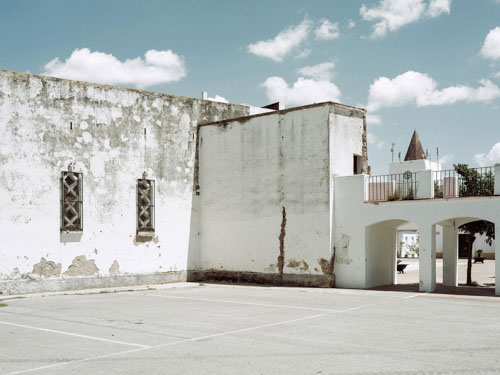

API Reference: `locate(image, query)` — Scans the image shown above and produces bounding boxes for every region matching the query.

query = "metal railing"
[434,167,494,198]
[367,173,417,202]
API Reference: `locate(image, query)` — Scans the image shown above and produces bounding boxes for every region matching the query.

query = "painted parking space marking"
[0,320,150,348]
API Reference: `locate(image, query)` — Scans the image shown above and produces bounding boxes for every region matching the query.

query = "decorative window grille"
[137,177,155,234]
[61,170,83,231]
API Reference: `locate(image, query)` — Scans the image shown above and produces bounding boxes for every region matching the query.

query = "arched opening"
[436,217,496,291]
[366,216,496,295]
[365,219,419,288]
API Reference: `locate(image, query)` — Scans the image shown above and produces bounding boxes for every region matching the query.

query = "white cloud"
[366,114,382,126]
[367,132,386,149]
[427,0,451,17]
[206,94,228,103]
[473,143,500,166]
[297,61,335,81]
[295,49,312,60]
[348,19,356,29]
[261,76,341,107]
[480,27,500,60]
[360,0,451,39]
[42,48,186,89]
[314,19,340,40]
[367,71,500,111]
[247,20,312,62]
[438,153,454,167]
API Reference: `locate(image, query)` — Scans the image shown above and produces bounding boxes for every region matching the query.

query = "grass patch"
[0,303,7,308]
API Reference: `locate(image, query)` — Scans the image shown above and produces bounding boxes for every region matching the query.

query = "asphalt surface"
[1,283,500,374]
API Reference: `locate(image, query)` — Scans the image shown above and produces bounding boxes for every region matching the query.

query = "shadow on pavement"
[370,283,497,297]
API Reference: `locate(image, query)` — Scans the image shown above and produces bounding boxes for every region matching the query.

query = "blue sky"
[1,0,500,174]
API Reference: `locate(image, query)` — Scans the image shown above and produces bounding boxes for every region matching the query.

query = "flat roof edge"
[0,69,249,108]
[199,101,366,127]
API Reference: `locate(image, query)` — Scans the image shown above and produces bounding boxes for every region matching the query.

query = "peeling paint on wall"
[63,256,99,277]
[32,258,61,278]
[109,260,120,275]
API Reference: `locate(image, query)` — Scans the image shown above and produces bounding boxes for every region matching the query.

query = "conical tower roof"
[404,130,425,161]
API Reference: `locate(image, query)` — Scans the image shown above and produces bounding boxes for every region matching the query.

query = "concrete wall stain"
[335,234,353,265]
[286,259,309,272]
[318,258,332,275]
[317,251,336,287]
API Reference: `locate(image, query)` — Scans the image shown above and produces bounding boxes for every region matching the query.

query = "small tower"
[404,130,425,161]
[388,130,441,175]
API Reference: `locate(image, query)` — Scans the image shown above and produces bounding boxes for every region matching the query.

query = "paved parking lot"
[1,283,500,374]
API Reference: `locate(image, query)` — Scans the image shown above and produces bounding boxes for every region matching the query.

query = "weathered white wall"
[333,175,367,288]
[329,112,364,177]
[198,106,331,281]
[365,220,403,288]
[198,103,365,285]
[0,70,249,292]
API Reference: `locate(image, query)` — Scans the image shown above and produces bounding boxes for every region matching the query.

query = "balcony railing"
[365,166,497,202]
[367,173,417,202]
[434,167,494,198]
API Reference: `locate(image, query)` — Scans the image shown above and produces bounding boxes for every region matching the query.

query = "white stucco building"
[1,69,499,296]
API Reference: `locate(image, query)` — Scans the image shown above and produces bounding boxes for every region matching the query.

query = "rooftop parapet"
[364,165,498,203]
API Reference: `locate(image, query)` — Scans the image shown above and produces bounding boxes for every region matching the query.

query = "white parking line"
[135,292,339,312]
[4,311,331,375]
[4,347,148,375]
[0,320,150,349]
[3,293,420,375]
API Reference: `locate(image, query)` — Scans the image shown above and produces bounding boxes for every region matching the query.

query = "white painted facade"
[1,69,498,296]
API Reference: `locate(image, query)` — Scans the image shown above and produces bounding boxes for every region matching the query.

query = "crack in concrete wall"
[277,206,287,280]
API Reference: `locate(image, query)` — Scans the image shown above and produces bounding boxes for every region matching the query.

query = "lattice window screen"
[61,171,83,231]
[137,178,155,233]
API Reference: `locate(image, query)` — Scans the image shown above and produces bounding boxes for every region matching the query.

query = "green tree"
[455,164,495,286]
